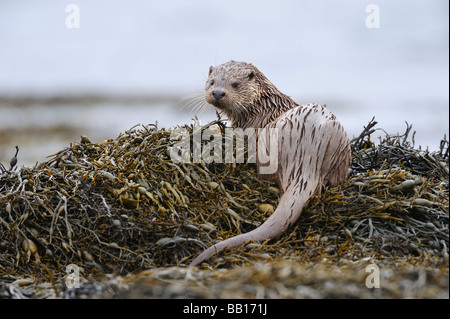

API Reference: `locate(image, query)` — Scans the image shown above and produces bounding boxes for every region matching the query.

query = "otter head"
[205,61,260,122]
[205,60,297,128]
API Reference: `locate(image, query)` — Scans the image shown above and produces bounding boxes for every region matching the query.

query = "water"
[0,0,448,166]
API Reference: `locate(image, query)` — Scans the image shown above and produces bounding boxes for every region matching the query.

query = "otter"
[189,61,351,267]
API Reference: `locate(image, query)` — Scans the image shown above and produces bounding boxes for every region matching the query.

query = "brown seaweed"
[0,116,448,298]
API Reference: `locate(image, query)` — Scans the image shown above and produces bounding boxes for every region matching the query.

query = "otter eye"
[210,79,215,86]
[231,82,239,89]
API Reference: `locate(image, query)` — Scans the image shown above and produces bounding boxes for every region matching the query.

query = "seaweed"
[0,116,448,297]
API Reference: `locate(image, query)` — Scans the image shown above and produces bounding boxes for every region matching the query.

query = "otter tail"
[189,182,316,268]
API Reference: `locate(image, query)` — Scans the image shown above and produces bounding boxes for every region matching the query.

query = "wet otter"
[190,61,351,267]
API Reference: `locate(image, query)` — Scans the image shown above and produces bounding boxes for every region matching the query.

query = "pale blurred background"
[0,0,448,166]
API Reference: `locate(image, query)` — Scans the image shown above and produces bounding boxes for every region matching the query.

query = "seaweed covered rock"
[0,117,448,297]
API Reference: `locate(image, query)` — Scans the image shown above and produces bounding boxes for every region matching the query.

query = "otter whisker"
[179,93,208,113]
[195,101,210,115]
[179,92,204,103]
[184,98,204,111]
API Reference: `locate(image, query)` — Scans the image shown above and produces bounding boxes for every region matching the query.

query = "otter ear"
[247,71,255,80]
[208,66,214,76]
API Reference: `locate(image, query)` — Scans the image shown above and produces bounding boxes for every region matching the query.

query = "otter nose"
[212,90,226,100]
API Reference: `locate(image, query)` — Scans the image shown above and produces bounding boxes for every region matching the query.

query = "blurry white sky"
[0,0,448,150]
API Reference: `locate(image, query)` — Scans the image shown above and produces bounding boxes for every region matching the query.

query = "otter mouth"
[209,100,225,110]
[213,103,224,110]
